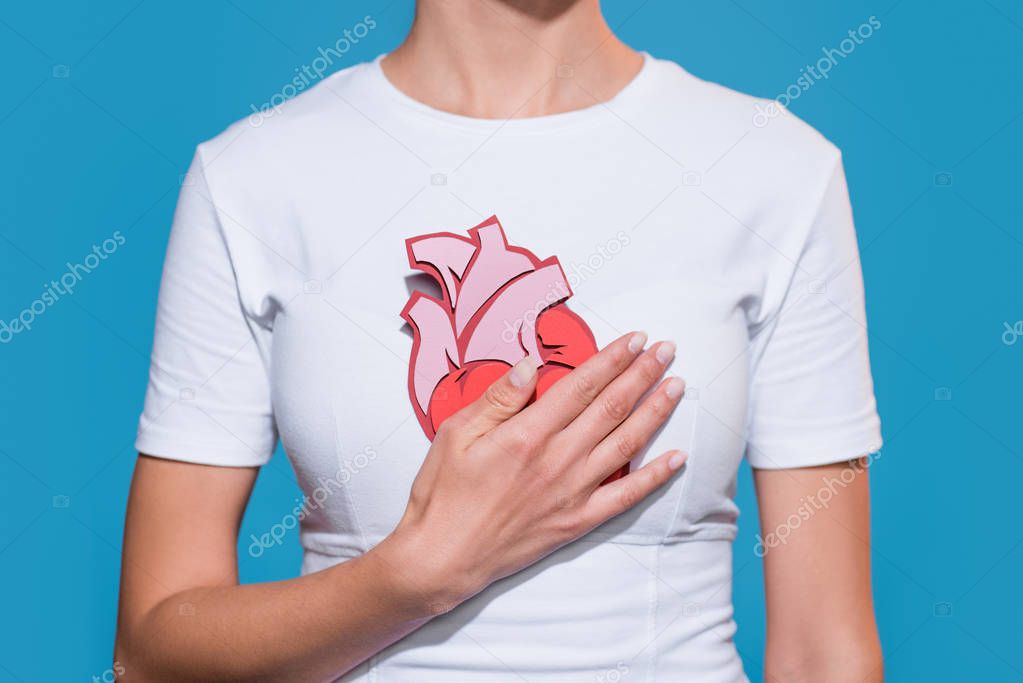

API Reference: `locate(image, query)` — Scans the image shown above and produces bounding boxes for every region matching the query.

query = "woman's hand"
[374,331,687,613]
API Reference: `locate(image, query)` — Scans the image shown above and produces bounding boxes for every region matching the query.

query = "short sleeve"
[134,149,277,467]
[745,157,882,469]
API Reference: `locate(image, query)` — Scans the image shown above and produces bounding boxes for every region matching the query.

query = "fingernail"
[668,451,688,470]
[628,331,648,354]
[656,341,676,364]
[509,356,537,388]
[665,376,685,400]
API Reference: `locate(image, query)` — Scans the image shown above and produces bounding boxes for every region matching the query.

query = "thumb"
[455,357,538,439]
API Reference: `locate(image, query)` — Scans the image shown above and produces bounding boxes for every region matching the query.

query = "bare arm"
[115,333,688,681]
[114,457,433,682]
[754,460,883,683]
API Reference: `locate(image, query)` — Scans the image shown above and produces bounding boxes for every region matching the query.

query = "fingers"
[564,341,677,448]
[448,357,538,440]
[517,331,648,435]
[584,450,687,524]
[585,376,685,484]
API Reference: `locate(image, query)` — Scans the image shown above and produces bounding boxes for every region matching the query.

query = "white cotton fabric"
[136,53,881,681]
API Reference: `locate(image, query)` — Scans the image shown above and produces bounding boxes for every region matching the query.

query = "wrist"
[367,527,478,619]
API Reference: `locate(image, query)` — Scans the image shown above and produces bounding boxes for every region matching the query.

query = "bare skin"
[381,0,644,119]
[116,334,688,681]
[116,1,883,680]
[756,463,883,682]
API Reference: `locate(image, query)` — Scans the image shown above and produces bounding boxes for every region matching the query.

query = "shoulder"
[631,56,854,282]
[193,61,374,185]
[638,55,841,183]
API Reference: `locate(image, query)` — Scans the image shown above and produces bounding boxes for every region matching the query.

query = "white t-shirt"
[136,53,882,682]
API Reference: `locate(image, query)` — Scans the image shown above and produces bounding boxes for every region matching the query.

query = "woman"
[116,1,883,681]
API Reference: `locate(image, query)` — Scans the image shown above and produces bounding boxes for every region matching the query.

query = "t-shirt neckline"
[364,52,655,134]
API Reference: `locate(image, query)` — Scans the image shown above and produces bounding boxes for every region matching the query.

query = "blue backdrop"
[2,1,1021,680]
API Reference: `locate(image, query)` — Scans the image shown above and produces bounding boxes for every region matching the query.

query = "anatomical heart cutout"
[400,215,627,483]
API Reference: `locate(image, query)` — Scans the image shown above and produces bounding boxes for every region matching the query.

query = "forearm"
[116,537,443,683]
[765,632,883,683]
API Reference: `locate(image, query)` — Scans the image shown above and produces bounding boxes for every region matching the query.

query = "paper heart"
[401,216,627,484]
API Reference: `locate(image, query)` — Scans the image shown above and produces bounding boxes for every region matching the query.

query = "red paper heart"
[429,304,597,430]
[429,360,511,435]
[405,217,628,485]
[426,305,627,485]
[535,303,598,368]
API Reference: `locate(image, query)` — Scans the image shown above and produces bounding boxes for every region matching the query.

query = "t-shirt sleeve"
[745,156,882,469]
[134,149,277,467]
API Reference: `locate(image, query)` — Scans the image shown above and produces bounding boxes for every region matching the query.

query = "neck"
[382,0,642,119]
